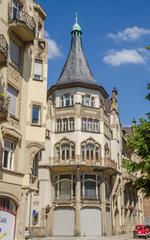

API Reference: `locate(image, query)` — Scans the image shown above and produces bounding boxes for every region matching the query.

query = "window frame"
[61,94,74,107]
[2,139,16,170]
[10,39,21,69]
[7,84,19,119]
[33,59,43,81]
[31,104,41,126]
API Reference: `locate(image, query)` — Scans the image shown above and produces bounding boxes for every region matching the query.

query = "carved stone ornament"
[27,143,44,167]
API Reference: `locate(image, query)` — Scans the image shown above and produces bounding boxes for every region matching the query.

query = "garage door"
[53,208,74,236]
[81,208,102,236]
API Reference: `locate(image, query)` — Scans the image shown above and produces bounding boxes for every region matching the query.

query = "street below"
[32,232,148,240]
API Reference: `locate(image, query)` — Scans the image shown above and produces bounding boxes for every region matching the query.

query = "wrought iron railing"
[8,6,36,33]
[0,34,8,60]
[0,94,9,117]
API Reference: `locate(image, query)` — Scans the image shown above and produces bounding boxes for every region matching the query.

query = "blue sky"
[37,0,150,126]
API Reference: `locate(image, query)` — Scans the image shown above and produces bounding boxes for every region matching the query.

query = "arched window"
[81,174,100,200]
[81,139,101,162]
[32,152,41,177]
[55,175,75,200]
[62,144,70,160]
[0,197,17,214]
[55,139,75,161]
[86,144,94,160]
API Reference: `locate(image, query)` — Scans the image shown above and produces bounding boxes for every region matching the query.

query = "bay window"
[81,139,101,162]
[56,118,74,132]
[82,118,100,133]
[82,95,95,107]
[55,139,75,162]
[61,94,74,107]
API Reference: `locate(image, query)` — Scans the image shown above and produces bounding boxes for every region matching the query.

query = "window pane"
[59,180,71,200]
[85,95,90,106]
[10,40,20,66]
[3,150,8,168]
[32,105,41,124]
[34,60,42,80]
[85,181,96,199]
[7,85,18,116]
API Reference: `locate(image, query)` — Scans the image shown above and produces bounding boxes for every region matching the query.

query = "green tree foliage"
[124,84,150,197]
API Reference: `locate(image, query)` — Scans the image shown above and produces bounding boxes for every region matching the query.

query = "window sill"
[33,78,43,82]
[0,168,24,176]
[82,130,100,134]
[10,114,19,122]
[82,105,99,109]
[56,105,74,109]
[55,130,74,133]
[31,124,42,127]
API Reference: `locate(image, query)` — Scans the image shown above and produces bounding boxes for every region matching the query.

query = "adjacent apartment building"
[29,19,144,237]
[0,0,48,239]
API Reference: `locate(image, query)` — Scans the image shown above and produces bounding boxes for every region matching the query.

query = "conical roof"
[56,20,97,86]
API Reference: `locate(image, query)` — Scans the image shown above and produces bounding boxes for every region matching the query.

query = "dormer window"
[61,94,74,107]
[82,95,95,107]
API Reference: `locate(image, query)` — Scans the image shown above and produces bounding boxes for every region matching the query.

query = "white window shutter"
[7,86,18,116]
[34,60,42,80]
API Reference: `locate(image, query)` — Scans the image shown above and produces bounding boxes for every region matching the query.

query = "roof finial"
[75,11,78,24]
[71,11,82,35]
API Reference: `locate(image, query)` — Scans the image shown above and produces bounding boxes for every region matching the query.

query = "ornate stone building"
[29,18,144,237]
[0,0,48,239]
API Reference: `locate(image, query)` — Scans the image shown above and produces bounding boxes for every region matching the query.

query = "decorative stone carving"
[7,64,22,88]
[27,142,44,168]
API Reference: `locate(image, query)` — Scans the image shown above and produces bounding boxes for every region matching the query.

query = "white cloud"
[108,26,150,42]
[44,31,62,59]
[103,49,146,66]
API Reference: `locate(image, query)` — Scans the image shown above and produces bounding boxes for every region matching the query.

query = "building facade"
[30,19,144,237]
[0,0,48,239]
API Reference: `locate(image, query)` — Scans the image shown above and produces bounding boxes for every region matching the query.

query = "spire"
[56,14,97,86]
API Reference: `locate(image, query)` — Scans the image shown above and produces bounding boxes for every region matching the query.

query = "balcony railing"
[8,5,36,42]
[0,94,9,122]
[104,158,117,170]
[51,156,117,170]
[0,34,8,65]
[122,171,136,181]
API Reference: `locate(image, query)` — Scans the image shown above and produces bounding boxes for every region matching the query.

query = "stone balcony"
[122,171,136,182]
[50,156,117,173]
[104,158,117,170]
[8,6,36,43]
[0,94,9,123]
[0,34,8,66]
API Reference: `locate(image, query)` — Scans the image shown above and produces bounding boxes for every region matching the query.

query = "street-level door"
[106,207,112,235]
[53,208,74,236]
[81,207,102,236]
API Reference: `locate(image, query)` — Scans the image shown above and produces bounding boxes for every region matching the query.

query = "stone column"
[15,190,28,240]
[101,173,106,236]
[74,167,81,236]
